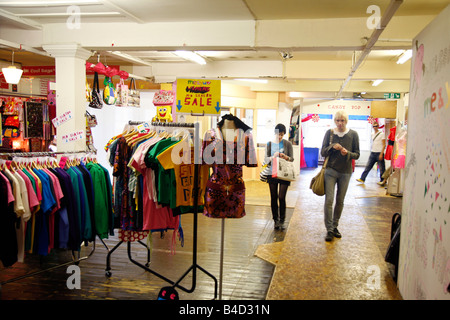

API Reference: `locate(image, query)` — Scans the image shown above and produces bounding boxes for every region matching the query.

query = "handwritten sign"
[137,122,150,133]
[176,78,221,115]
[52,110,73,127]
[62,130,84,143]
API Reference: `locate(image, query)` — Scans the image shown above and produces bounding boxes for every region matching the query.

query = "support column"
[43,43,92,153]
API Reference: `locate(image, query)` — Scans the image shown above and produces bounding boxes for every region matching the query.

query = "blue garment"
[33,169,56,256]
[65,167,83,249]
[270,142,284,157]
[54,167,80,251]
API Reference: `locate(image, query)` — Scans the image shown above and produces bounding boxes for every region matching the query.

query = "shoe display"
[333,228,342,238]
[356,178,364,183]
[325,231,334,242]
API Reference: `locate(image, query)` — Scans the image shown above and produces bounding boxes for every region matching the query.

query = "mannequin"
[221,119,237,142]
[202,114,257,219]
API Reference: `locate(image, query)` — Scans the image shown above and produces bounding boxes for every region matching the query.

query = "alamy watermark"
[366,5,381,30]
[66,265,81,289]
[366,265,381,290]
[66,5,81,30]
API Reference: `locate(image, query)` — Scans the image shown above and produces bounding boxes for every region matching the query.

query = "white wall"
[398,6,450,300]
[88,91,157,176]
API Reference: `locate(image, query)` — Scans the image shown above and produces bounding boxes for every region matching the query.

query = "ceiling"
[0,0,449,99]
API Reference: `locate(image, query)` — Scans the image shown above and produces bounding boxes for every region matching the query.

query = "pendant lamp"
[2,51,23,84]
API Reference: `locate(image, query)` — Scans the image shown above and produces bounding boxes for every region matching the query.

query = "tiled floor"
[0,166,402,300]
[257,167,402,300]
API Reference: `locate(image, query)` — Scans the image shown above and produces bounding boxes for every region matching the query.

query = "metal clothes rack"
[0,150,93,157]
[104,120,218,299]
[0,150,97,286]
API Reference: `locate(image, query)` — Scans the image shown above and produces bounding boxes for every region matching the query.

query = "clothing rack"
[104,120,218,299]
[0,150,94,157]
[0,150,97,286]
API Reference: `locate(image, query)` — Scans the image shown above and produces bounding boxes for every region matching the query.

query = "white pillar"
[43,43,92,152]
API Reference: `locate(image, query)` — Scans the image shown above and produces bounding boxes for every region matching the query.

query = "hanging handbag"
[310,157,328,196]
[86,81,92,103]
[103,76,117,105]
[260,162,272,182]
[86,111,97,127]
[128,78,140,107]
[310,129,332,196]
[115,78,129,107]
[272,156,296,181]
[153,89,174,105]
[88,72,103,109]
[260,142,272,182]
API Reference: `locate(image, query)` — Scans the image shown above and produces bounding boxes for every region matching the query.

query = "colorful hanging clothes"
[0,157,113,268]
[106,126,195,247]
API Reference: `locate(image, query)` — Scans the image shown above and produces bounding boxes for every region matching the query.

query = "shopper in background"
[49,135,57,152]
[321,111,360,241]
[264,123,294,230]
[356,120,386,185]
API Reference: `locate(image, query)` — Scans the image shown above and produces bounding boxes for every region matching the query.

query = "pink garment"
[130,136,178,231]
[0,172,14,204]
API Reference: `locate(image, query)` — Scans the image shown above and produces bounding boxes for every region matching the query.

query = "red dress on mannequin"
[385,126,396,160]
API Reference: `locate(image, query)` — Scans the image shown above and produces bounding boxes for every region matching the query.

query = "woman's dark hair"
[275,123,286,134]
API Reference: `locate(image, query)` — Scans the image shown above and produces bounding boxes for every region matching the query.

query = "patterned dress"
[202,128,257,218]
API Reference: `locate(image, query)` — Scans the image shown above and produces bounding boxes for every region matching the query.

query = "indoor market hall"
[0,0,449,304]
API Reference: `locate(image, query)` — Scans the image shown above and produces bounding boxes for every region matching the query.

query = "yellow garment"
[157,138,208,207]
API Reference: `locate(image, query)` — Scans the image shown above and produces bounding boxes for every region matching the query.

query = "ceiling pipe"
[335,0,403,99]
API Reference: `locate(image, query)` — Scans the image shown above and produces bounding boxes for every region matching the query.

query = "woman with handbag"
[265,124,294,230]
[321,111,360,241]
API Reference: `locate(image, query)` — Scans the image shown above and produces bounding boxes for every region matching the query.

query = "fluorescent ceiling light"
[235,78,268,84]
[0,0,99,6]
[372,79,383,86]
[289,92,302,98]
[174,51,206,65]
[18,12,120,17]
[396,49,413,64]
[107,51,152,66]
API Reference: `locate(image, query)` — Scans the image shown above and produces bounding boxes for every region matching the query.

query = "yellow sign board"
[175,78,221,115]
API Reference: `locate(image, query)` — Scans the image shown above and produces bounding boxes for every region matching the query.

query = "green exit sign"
[384,93,401,99]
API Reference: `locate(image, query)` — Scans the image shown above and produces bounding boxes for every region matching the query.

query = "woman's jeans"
[324,168,351,233]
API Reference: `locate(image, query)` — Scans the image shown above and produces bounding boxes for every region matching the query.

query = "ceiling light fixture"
[174,51,206,65]
[1,51,23,84]
[396,49,412,64]
[289,92,302,98]
[107,51,152,66]
[372,79,383,86]
[235,78,268,84]
[1,0,99,6]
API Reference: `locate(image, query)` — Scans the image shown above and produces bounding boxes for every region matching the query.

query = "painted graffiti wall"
[398,5,450,300]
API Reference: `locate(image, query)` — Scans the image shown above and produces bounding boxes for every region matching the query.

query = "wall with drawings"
[398,5,450,300]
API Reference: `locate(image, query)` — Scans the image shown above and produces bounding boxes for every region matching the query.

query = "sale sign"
[175,78,221,115]
[62,130,84,143]
[52,110,73,127]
